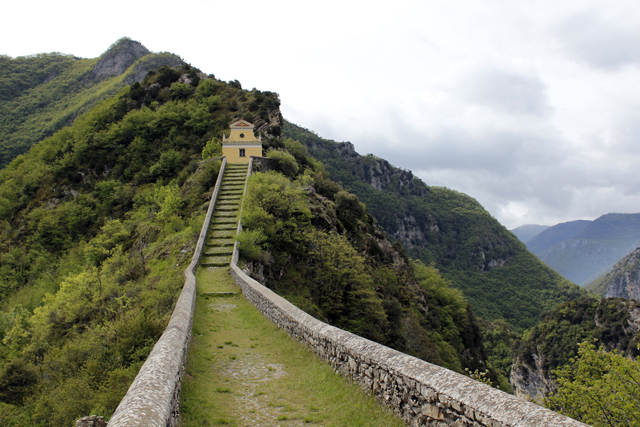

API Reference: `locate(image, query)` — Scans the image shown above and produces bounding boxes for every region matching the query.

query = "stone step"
[211,218,236,224]
[204,247,233,255]
[211,225,237,231]
[213,211,237,217]
[200,260,231,268]
[201,254,232,263]
[209,230,235,238]
[206,239,234,247]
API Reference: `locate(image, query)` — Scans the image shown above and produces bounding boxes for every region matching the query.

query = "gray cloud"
[459,68,551,116]
[553,11,640,70]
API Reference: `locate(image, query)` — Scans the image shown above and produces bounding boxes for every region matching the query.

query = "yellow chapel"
[221,119,262,163]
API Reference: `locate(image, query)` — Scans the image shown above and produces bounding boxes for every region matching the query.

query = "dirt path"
[180,267,406,427]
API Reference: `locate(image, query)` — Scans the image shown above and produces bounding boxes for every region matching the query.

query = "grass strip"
[181,267,406,427]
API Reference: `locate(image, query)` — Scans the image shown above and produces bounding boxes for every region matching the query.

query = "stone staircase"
[200,163,248,268]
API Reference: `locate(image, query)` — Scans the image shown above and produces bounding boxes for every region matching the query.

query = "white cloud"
[552,9,640,70]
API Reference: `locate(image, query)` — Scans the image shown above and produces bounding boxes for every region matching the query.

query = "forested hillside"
[237,149,486,375]
[511,296,640,401]
[0,64,281,425]
[0,37,184,168]
[283,121,585,332]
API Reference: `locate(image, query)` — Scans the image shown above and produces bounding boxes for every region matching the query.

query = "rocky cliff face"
[510,353,556,401]
[86,37,185,85]
[89,38,150,81]
[511,297,640,400]
[603,248,640,299]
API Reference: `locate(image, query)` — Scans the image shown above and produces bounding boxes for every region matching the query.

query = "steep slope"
[283,121,585,331]
[0,60,488,423]
[511,297,640,400]
[535,214,640,285]
[236,155,485,375]
[510,224,549,243]
[0,66,282,425]
[587,248,640,299]
[0,37,184,168]
[525,220,590,254]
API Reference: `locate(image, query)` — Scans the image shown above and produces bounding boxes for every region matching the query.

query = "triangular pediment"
[230,119,254,129]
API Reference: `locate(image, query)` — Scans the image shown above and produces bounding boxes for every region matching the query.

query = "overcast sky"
[3,0,640,229]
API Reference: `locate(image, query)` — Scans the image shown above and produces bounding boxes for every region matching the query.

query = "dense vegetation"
[544,341,640,427]
[283,121,585,332]
[513,296,640,397]
[237,144,486,374]
[0,64,280,425]
[0,38,182,169]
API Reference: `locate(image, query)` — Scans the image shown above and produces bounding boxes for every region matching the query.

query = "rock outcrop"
[122,52,185,85]
[603,248,640,299]
[511,297,640,400]
[89,38,150,81]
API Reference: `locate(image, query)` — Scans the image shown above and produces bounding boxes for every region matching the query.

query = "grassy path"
[180,267,406,427]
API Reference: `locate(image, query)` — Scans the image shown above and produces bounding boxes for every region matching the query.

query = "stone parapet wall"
[229,264,589,427]
[107,158,228,427]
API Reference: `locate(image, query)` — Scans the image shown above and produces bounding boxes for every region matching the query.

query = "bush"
[266,149,299,178]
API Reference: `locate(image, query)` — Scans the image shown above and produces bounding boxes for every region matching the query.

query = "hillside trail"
[180,266,406,427]
[180,162,404,426]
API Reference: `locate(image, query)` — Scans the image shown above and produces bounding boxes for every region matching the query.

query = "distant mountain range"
[512,214,640,286]
[510,224,549,244]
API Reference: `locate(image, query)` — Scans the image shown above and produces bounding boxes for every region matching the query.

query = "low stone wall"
[229,158,588,427]
[107,158,227,427]
[229,265,588,427]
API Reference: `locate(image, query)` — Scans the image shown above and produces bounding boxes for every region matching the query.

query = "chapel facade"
[221,119,262,163]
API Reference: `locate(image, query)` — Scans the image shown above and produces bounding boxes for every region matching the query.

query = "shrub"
[266,149,299,178]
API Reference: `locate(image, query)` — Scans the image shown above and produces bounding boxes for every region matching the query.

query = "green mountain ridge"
[0,37,185,168]
[0,54,492,423]
[283,121,586,332]
[0,58,288,424]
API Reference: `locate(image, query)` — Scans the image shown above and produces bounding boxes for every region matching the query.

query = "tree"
[544,340,640,427]
[306,230,387,339]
